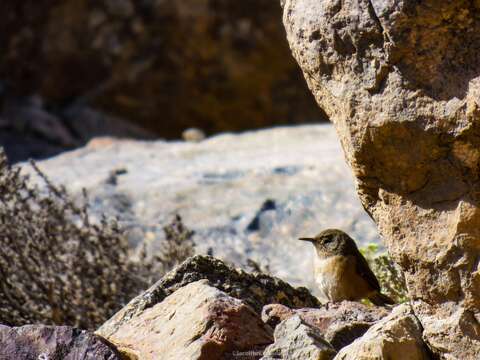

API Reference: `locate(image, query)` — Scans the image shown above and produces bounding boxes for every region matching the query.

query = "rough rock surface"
[98,255,320,336]
[1,0,324,140]
[0,324,120,360]
[282,0,480,357]
[25,125,378,293]
[97,280,273,360]
[261,315,336,360]
[262,302,389,351]
[334,304,431,360]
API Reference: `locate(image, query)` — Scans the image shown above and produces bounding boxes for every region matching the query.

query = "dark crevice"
[366,0,385,40]
[409,304,442,360]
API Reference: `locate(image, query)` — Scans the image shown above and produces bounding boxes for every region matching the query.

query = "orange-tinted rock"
[97,280,273,360]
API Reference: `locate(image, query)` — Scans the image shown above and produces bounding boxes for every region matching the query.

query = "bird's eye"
[323,237,333,244]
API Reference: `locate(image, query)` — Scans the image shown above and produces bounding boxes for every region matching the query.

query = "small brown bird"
[299,229,394,306]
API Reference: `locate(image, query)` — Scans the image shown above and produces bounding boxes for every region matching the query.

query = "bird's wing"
[353,249,381,292]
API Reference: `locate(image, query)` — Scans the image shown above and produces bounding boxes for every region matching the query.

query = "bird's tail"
[368,292,395,306]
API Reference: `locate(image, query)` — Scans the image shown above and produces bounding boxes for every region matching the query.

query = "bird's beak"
[298,237,314,242]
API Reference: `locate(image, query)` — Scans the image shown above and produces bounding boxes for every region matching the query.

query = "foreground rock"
[26,125,378,294]
[283,0,480,356]
[261,315,336,360]
[262,302,389,351]
[98,280,273,360]
[99,256,396,359]
[95,256,411,359]
[98,255,320,336]
[335,305,431,360]
[0,324,120,360]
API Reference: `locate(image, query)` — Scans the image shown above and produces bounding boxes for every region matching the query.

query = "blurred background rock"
[1,0,327,163]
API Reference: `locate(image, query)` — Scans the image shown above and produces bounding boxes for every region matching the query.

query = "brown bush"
[0,149,194,329]
[135,214,195,285]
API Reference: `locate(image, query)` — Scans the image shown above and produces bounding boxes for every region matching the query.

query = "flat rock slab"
[97,280,273,360]
[0,324,120,360]
[24,125,378,294]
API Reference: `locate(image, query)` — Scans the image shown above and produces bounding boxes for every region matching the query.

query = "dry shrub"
[135,214,195,285]
[0,149,194,329]
[159,214,195,271]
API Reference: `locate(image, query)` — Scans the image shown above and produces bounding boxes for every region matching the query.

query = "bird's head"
[299,229,355,257]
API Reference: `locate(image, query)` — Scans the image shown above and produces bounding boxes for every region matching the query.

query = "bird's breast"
[313,254,367,302]
[314,255,349,285]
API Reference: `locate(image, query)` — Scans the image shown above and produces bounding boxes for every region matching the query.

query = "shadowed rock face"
[282,0,480,357]
[1,0,326,139]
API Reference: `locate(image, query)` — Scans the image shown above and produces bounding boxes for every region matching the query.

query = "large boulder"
[25,125,378,294]
[1,0,324,140]
[282,0,480,357]
[0,324,120,360]
[97,280,273,360]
